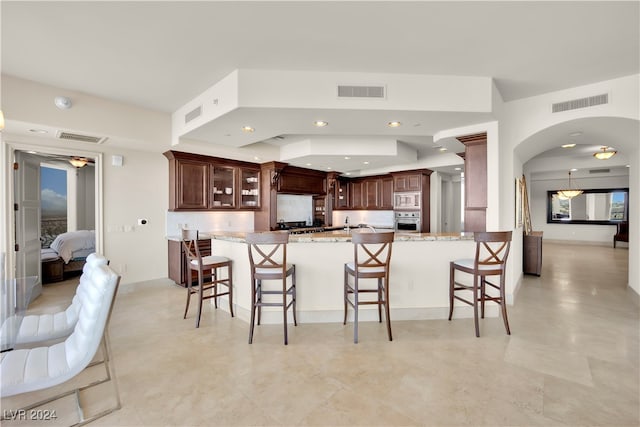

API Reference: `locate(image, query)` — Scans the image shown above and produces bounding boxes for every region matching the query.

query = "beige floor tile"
[2,242,637,426]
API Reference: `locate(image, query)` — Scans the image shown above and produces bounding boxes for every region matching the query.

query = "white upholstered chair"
[1,263,121,425]
[14,253,108,347]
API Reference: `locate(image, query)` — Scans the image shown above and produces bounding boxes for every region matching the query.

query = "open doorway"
[11,145,101,303]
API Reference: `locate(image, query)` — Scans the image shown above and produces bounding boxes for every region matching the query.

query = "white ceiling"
[2,1,638,175]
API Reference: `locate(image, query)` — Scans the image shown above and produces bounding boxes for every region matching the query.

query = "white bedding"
[49,230,95,264]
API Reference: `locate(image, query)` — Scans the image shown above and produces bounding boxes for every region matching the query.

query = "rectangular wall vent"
[56,131,107,144]
[185,105,202,124]
[337,85,385,98]
[552,93,608,113]
[589,168,610,174]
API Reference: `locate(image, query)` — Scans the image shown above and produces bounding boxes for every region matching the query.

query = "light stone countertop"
[168,230,474,243]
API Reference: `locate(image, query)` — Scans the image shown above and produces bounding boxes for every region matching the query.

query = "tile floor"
[2,242,638,426]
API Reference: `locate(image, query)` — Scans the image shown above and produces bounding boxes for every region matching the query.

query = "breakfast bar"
[170,231,496,325]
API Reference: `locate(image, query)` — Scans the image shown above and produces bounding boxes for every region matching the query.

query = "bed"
[41,230,95,283]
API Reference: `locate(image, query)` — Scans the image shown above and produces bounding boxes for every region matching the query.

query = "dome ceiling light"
[593,146,617,160]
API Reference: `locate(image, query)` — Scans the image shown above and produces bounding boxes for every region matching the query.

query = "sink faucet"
[344,216,350,232]
[366,225,376,233]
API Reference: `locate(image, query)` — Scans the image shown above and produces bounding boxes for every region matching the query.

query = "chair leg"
[343,268,349,325]
[212,267,218,309]
[500,275,511,335]
[257,280,262,326]
[377,278,383,323]
[480,276,486,319]
[384,277,392,342]
[473,274,480,337]
[353,277,359,344]
[227,264,234,317]
[184,281,192,320]
[448,263,455,321]
[249,278,257,344]
[196,273,204,328]
[283,277,288,345]
[291,266,297,327]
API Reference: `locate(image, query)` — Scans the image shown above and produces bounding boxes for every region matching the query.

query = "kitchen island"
[168,230,503,325]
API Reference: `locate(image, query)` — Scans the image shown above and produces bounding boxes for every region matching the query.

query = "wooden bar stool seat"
[343,231,394,344]
[182,230,233,328]
[246,231,296,345]
[448,231,512,337]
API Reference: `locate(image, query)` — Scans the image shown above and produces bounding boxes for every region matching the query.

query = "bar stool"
[182,229,233,328]
[344,230,394,344]
[246,231,297,345]
[448,231,512,337]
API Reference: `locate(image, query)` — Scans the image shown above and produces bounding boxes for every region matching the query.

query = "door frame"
[2,140,103,281]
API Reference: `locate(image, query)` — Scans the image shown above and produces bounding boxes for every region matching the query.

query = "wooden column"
[457,133,487,232]
[254,161,286,231]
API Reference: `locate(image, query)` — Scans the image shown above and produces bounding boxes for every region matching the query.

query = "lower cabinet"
[168,239,212,287]
[523,231,543,276]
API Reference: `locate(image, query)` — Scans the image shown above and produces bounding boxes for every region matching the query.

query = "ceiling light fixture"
[29,129,48,134]
[241,126,254,133]
[557,171,583,200]
[69,157,88,168]
[561,143,576,148]
[439,147,448,152]
[569,132,583,137]
[593,146,617,160]
[363,161,370,165]
[313,120,328,127]
[344,156,351,160]
[387,121,402,128]
[454,167,462,171]
[54,96,72,110]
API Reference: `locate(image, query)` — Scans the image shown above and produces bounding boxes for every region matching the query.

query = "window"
[41,166,67,247]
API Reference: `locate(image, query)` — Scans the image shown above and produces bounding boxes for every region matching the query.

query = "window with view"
[41,166,67,248]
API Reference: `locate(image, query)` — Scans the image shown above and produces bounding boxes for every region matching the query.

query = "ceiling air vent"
[337,85,385,98]
[589,168,610,174]
[184,105,202,124]
[552,93,608,113]
[56,131,107,144]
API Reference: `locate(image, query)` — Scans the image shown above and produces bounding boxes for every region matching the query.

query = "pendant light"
[593,146,617,160]
[557,171,583,200]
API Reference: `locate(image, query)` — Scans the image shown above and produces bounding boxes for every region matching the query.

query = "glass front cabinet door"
[211,165,236,209]
[240,168,260,209]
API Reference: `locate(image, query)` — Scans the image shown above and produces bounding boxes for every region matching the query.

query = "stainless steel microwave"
[394,192,421,210]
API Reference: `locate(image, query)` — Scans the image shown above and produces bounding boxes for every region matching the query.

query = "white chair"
[14,253,108,346]
[1,263,121,425]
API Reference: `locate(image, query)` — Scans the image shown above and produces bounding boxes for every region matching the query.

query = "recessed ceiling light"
[313,120,328,127]
[439,147,448,152]
[454,167,462,171]
[570,168,578,172]
[29,129,48,134]
[241,126,254,133]
[626,164,630,168]
[305,163,312,166]
[345,172,352,176]
[344,156,351,160]
[363,161,370,165]
[326,166,332,170]
[561,143,576,148]
[569,132,582,137]
[253,156,261,161]
[387,121,402,128]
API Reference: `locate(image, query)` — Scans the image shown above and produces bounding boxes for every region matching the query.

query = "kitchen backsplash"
[276,194,313,223]
[333,210,394,228]
[166,211,254,236]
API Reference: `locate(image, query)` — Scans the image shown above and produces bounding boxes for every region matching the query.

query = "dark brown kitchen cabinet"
[277,167,326,194]
[364,179,379,209]
[166,154,209,210]
[457,133,487,232]
[334,179,349,209]
[380,177,394,209]
[168,239,211,287]
[350,181,364,209]
[164,150,261,211]
[393,173,422,192]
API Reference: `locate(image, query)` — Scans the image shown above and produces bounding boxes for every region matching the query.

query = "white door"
[14,151,41,285]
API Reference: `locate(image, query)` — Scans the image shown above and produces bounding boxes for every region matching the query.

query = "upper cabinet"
[276,167,326,194]
[392,172,424,192]
[164,151,261,211]
[333,175,394,211]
